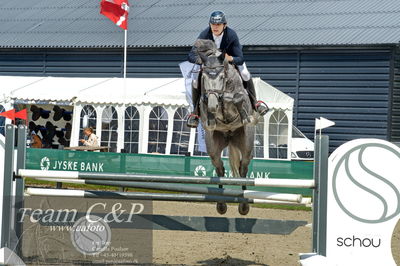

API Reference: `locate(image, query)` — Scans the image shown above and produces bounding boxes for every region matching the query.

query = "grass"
[25,179,312,212]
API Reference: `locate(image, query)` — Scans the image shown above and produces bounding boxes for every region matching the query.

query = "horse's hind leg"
[228,143,249,215]
[206,130,228,214]
[238,148,252,215]
[230,126,254,179]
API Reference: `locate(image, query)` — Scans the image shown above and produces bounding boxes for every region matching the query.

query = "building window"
[0,105,5,136]
[101,106,118,152]
[79,105,97,145]
[170,107,190,155]
[269,110,288,159]
[148,106,168,154]
[254,116,264,158]
[193,126,207,156]
[124,106,140,153]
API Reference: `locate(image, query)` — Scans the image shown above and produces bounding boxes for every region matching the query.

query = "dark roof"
[0,0,399,48]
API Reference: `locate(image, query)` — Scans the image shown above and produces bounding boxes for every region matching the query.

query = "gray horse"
[194,39,257,215]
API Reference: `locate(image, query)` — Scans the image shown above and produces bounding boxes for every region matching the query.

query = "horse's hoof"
[238,203,250,215]
[216,202,227,215]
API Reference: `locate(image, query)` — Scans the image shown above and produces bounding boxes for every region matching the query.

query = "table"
[64,146,110,152]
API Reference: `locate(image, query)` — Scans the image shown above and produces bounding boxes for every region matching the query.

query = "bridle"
[201,62,228,98]
[201,61,232,123]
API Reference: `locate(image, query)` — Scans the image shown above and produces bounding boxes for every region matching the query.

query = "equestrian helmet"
[209,11,227,24]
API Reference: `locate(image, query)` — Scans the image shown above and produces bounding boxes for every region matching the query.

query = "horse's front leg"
[232,93,250,124]
[205,130,228,214]
[205,130,227,177]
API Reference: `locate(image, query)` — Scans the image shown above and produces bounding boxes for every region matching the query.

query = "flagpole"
[100,0,130,150]
[123,29,127,79]
[123,28,128,112]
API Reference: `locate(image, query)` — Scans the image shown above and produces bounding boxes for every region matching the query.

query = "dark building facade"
[393,45,400,143]
[1,0,400,150]
[1,45,399,150]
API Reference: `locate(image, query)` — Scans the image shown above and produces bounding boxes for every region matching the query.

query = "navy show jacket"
[188,26,244,66]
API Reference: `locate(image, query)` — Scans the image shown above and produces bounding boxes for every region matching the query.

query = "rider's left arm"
[229,35,244,65]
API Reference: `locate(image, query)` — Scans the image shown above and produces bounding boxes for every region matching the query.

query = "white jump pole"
[25,188,311,206]
[27,177,303,203]
[19,169,315,189]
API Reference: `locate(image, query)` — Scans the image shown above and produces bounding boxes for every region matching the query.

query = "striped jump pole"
[25,188,311,206]
[19,169,315,189]
[24,177,303,203]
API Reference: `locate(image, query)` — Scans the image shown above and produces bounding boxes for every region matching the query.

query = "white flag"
[315,117,335,131]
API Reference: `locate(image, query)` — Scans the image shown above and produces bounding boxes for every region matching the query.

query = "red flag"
[15,109,28,120]
[100,0,129,30]
[0,109,16,121]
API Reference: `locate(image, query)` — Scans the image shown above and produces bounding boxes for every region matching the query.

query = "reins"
[201,62,231,123]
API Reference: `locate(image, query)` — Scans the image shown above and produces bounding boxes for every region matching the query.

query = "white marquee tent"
[0,76,294,159]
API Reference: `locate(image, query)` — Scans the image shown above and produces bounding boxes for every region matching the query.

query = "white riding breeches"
[238,62,251,81]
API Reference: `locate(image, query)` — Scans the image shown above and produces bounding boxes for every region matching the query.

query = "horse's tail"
[228,144,241,178]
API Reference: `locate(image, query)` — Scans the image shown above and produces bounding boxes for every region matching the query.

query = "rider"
[187,10,268,128]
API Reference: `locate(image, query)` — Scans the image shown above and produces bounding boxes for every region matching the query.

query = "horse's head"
[199,52,229,114]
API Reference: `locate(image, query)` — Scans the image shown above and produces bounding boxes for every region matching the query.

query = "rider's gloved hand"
[225,54,234,63]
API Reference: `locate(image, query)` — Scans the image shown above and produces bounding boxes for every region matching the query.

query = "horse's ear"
[218,52,225,63]
[223,57,229,69]
[219,52,230,68]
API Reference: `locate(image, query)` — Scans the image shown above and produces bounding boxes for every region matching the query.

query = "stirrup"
[187,114,200,128]
[255,100,269,116]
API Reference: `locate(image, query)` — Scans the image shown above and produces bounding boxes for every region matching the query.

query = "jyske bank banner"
[40,156,105,172]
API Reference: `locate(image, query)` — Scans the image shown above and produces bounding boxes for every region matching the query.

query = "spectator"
[80,127,99,147]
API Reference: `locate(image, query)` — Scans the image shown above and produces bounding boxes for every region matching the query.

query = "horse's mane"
[194,39,221,57]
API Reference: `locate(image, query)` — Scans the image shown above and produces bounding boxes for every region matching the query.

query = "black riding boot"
[243,79,269,116]
[187,73,202,128]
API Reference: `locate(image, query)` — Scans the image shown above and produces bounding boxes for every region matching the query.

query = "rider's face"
[210,23,225,36]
